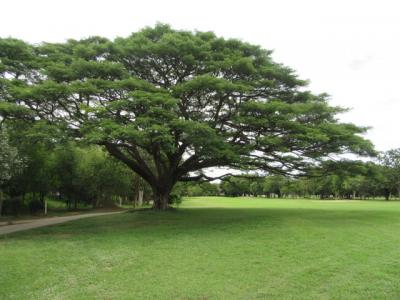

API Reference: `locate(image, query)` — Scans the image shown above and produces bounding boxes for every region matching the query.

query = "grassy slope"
[1,197,400,299]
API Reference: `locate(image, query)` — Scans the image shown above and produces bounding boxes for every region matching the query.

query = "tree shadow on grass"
[3,205,400,241]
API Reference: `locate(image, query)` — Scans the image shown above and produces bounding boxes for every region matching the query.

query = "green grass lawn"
[2,197,400,299]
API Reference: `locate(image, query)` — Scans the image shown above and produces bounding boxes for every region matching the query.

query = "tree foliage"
[0,128,21,186]
[0,127,22,215]
[380,149,400,197]
[218,160,396,200]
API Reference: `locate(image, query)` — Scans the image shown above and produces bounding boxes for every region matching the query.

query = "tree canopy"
[0,24,374,209]
[380,149,400,197]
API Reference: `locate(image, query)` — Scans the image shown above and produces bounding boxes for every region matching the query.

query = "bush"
[2,196,26,216]
[29,199,44,214]
[169,194,183,207]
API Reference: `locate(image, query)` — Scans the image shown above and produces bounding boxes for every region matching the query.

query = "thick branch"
[104,142,156,185]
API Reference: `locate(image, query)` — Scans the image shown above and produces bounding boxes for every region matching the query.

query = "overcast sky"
[1,0,399,151]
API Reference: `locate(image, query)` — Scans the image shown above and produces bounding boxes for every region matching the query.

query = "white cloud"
[349,55,374,70]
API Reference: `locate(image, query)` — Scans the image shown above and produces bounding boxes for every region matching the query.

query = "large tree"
[0,25,373,209]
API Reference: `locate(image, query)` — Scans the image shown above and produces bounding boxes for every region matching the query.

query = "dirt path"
[0,211,125,236]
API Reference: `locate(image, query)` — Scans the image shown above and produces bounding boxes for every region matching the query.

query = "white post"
[138,190,144,206]
[44,199,48,215]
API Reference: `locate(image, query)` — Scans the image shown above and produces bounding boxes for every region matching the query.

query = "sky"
[1,0,399,151]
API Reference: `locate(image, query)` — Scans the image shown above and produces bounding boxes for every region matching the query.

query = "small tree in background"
[0,127,22,215]
[380,149,400,199]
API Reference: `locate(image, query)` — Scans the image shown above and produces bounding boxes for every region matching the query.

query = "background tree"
[1,25,374,209]
[380,149,400,198]
[74,146,138,208]
[220,177,249,197]
[0,127,22,215]
[173,181,220,197]
[263,175,286,198]
[249,179,264,197]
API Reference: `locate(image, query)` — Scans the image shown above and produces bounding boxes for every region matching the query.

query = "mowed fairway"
[2,197,400,299]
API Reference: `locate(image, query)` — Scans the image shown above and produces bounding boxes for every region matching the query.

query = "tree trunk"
[133,193,137,208]
[0,189,3,216]
[384,189,390,201]
[40,192,45,204]
[152,190,170,210]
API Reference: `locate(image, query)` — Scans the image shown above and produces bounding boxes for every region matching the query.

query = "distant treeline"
[176,170,397,200]
[175,154,400,200]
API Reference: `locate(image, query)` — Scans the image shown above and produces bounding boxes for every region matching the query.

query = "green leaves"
[0,127,22,185]
[0,38,36,77]
[0,101,32,119]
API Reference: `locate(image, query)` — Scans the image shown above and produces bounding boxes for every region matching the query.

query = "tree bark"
[133,194,137,208]
[384,189,390,201]
[152,190,170,210]
[0,190,3,216]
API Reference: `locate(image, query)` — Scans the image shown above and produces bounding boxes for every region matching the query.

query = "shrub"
[29,199,44,214]
[2,196,26,216]
[169,194,183,207]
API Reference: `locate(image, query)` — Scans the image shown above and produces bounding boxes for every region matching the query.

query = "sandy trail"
[0,211,124,236]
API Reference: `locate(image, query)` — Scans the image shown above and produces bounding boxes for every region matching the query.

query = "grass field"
[2,197,400,299]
